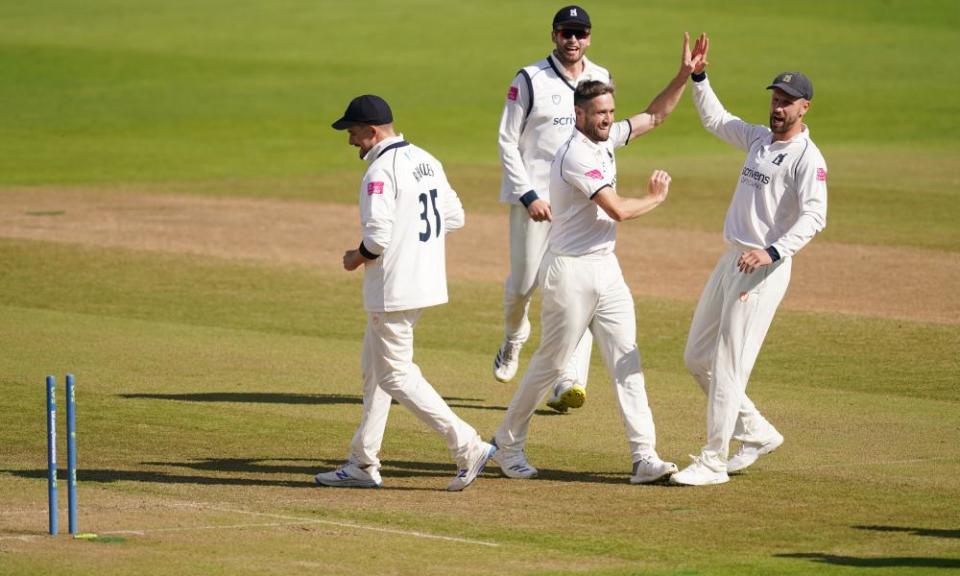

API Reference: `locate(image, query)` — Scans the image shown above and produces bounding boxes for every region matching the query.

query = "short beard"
[583,124,609,143]
[554,47,583,67]
[769,114,797,134]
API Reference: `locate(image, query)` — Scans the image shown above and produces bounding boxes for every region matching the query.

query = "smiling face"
[346,124,378,158]
[576,92,614,143]
[769,88,810,140]
[551,27,591,67]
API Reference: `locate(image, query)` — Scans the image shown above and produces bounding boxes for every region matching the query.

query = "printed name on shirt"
[412,162,435,183]
[817,167,827,182]
[507,86,518,101]
[367,181,384,195]
[585,169,604,180]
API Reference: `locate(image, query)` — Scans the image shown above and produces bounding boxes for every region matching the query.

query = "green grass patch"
[1,238,958,575]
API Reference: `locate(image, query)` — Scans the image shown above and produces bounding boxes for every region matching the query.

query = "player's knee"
[376,370,411,393]
[683,347,709,378]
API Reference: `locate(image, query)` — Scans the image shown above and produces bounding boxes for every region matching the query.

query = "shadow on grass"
[776,553,960,569]
[3,453,639,489]
[120,392,510,412]
[855,525,960,539]
[4,467,311,488]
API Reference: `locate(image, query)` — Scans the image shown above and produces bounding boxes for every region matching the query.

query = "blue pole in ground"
[66,374,78,535]
[46,376,58,536]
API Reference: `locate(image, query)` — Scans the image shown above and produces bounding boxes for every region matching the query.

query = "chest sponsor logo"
[772,153,788,166]
[507,86,518,101]
[552,94,562,105]
[817,167,827,182]
[367,181,384,195]
[585,169,603,180]
[553,116,575,126]
[740,166,771,189]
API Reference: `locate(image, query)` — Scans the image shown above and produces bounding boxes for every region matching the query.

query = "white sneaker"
[496,450,539,479]
[670,455,729,486]
[629,455,679,484]
[315,463,382,488]
[493,340,522,383]
[447,442,497,492]
[727,432,784,473]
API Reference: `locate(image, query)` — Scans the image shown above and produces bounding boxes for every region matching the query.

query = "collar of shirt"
[548,53,594,82]
[363,133,406,165]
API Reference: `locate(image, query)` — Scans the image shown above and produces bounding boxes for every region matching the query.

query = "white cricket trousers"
[496,251,660,461]
[503,204,592,388]
[684,247,792,467]
[347,309,482,470]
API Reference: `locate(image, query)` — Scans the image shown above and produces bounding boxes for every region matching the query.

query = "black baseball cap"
[553,5,591,29]
[767,72,814,100]
[331,94,393,130]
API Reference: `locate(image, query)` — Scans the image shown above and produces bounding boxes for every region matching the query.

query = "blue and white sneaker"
[315,463,382,488]
[493,340,522,383]
[496,450,539,479]
[447,442,497,492]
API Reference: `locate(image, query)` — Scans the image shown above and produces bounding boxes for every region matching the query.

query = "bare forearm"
[610,194,664,221]
[627,71,689,139]
[646,70,690,125]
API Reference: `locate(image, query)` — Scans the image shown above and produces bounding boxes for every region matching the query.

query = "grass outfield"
[2,0,959,574]
[0,239,958,575]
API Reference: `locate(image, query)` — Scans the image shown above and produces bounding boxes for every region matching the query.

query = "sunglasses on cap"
[556,28,590,39]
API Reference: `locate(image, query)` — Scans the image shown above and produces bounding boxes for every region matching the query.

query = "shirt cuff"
[691,71,707,83]
[765,246,781,262]
[518,190,539,208]
[358,240,380,260]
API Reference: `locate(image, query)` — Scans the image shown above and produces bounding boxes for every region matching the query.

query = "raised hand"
[690,33,709,74]
[680,32,695,75]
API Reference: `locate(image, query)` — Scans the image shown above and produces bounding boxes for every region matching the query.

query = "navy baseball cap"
[553,5,591,29]
[767,72,814,100]
[331,94,393,130]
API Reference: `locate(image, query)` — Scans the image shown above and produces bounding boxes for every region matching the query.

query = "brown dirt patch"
[1,187,957,324]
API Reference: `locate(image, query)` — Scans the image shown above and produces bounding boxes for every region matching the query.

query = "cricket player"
[494,34,708,484]
[493,5,611,413]
[314,94,496,492]
[671,36,828,486]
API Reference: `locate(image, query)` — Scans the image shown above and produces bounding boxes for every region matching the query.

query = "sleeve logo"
[584,169,603,180]
[367,181,384,195]
[816,167,827,182]
[507,86,518,101]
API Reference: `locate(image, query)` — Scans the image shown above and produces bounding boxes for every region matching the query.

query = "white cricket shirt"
[358,135,465,313]
[548,121,631,257]
[692,78,828,258]
[498,53,612,205]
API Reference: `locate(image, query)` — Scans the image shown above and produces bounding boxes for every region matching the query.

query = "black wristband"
[691,71,707,83]
[519,190,539,208]
[358,240,380,260]
[765,246,781,262]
